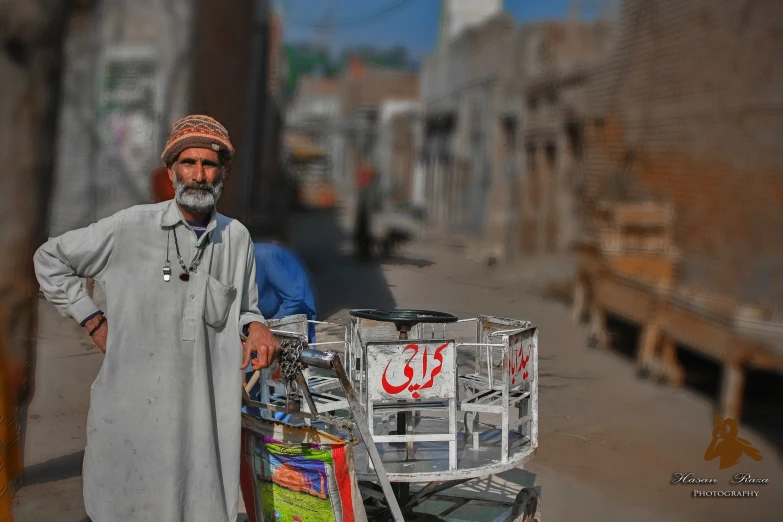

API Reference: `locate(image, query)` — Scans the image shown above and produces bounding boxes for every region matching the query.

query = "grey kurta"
[34,200,266,522]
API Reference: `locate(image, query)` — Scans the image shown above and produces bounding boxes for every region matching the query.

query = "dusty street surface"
[13,205,783,521]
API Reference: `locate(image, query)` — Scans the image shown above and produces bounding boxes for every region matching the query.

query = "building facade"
[419,11,615,261]
[49,0,285,238]
[581,0,783,307]
[377,101,421,204]
[338,58,419,188]
[508,20,616,259]
[285,75,342,175]
[419,13,517,245]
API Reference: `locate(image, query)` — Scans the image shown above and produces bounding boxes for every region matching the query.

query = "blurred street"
[13,201,782,521]
[2,1,782,520]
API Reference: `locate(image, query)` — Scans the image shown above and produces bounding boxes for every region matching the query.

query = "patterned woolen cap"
[161,115,235,165]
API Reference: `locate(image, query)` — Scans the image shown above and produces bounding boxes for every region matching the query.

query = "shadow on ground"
[455,468,537,500]
[288,208,397,319]
[379,255,435,268]
[743,368,783,459]
[22,451,84,487]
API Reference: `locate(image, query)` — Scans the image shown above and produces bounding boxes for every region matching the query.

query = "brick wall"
[340,65,419,119]
[583,0,783,306]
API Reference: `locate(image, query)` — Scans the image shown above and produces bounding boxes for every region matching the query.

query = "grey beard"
[173,174,224,213]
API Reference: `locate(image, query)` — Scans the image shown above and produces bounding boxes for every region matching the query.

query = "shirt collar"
[160,200,218,245]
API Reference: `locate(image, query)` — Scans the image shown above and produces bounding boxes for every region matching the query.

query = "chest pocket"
[204,275,237,329]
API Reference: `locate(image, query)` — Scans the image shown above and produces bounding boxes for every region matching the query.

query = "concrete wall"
[582,0,783,306]
[50,0,284,237]
[378,101,420,204]
[50,0,194,237]
[420,13,615,261]
[419,13,516,240]
[512,20,617,257]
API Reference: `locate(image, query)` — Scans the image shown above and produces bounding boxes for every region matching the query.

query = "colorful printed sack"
[240,416,367,522]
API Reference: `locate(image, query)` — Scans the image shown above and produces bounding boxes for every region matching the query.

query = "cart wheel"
[510,487,540,522]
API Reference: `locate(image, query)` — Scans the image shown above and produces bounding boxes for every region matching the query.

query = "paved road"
[13,205,783,521]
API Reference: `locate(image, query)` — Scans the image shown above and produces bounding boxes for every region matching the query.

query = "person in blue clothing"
[253,241,317,343]
[242,238,317,420]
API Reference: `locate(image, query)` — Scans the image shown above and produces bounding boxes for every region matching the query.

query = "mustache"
[182,182,216,193]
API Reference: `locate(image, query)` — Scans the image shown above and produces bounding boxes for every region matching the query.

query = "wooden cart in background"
[573,201,783,422]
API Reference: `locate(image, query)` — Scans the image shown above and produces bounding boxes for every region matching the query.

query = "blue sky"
[281,0,615,59]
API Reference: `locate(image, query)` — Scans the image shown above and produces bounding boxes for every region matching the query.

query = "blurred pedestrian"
[253,239,317,343]
[354,162,378,258]
[33,114,280,522]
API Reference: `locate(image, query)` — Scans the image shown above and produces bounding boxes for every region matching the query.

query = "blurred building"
[49,0,286,238]
[287,75,341,125]
[419,9,615,262]
[283,59,418,193]
[419,13,516,243]
[339,57,419,187]
[285,74,342,173]
[377,101,420,205]
[506,19,616,259]
[582,0,783,310]
[572,0,783,423]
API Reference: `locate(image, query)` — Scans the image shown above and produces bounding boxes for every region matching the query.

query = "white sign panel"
[508,328,537,389]
[366,340,457,401]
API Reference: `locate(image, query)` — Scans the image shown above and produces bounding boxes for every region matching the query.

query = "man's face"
[168,148,230,213]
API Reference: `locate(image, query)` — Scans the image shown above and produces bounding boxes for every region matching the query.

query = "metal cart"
[242,309,541,522]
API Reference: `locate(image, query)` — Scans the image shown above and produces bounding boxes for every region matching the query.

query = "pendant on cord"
[170,227,209,284]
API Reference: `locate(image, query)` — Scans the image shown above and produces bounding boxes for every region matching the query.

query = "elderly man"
[34,115,280,522]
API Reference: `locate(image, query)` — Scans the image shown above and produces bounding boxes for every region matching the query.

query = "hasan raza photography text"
[672,473,769,499]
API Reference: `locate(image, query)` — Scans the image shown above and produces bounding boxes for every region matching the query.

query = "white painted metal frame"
[350,317,450,375]
[364,340,459,471]
[455,316,539,463]
[349,316,433,397]
[343,314,538,481]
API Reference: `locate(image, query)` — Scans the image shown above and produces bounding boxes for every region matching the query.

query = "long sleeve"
[33,213,118,324]
[239,239,266,339]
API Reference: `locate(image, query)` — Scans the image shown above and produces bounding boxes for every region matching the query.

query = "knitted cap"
[161,115,235,165]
